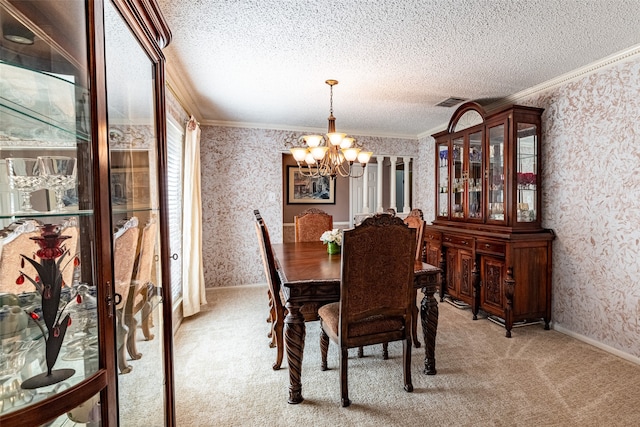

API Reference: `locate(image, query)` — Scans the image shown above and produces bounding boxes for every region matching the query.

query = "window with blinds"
[166,119,184,305]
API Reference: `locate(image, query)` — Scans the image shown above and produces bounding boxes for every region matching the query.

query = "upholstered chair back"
[294,208,333,242]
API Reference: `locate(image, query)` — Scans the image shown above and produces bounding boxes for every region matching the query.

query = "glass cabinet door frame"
[508,111,543,229]
[434,127,485,223]
[0,0,173,426]
[435,139,450,219]
[103,0,175,425]
[484,116,509,226]
[0,0,113,425]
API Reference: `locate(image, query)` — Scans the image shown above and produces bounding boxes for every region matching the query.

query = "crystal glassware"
[38,156,77,212]
[5,157,43,213]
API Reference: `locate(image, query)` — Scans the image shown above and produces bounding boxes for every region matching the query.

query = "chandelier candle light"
[290,80,373,179]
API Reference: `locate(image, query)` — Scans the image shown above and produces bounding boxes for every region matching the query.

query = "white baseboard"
[553,324,640,366]
[205,283,267,291]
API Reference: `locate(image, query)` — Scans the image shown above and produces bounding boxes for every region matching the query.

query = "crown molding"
[165,61,203,122]
[492,43,640,109]
[202,119,418,140]
[417,43,640,140]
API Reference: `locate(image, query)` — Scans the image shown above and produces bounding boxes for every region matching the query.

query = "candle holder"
[17,224,81,389]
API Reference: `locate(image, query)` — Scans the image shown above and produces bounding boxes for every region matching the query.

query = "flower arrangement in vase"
[16,223,80,389]
[320,229,342,254]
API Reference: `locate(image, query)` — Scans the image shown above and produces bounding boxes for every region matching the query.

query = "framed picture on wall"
[287,166,336,204]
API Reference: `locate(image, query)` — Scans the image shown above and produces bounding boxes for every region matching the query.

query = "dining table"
[271,240,441,404]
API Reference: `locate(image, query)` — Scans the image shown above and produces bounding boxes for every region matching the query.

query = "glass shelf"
[0,209,93,220]
[111,206,157,215]
[0,61,89,145]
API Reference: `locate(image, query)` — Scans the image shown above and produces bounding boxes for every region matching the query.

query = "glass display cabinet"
[425,102,555,337]
[0,0,174,425]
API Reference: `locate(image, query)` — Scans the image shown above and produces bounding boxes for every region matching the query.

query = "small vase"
[327,242,340,255]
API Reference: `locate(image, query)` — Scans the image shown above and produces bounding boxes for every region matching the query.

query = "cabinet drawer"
[442,234,473,248]
[423,230,441,242]
[476,239,506,256]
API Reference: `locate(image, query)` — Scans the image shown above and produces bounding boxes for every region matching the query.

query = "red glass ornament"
[30,312,39,320]
[67,317,72,326]
[76,294,82,304]
[15,273,25,285]
[74,256,81,267]
[35,275,40,283]
[31,224,70,260]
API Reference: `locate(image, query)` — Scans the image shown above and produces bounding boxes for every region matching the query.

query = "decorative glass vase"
[327,242,340,255]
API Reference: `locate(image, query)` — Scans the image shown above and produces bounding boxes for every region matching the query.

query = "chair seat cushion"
[318,302,404,338]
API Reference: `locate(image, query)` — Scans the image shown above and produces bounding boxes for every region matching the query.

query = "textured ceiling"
[158,0,640,138]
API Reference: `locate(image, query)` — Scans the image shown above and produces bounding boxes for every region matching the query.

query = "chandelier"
[290,80,373,179]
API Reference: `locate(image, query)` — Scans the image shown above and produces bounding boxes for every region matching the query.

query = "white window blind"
[166,119,184,304]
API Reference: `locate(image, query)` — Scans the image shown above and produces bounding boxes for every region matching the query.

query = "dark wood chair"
[318,213,416,407]
[294,208,333,242]
[254,210,273,325]
[403,208,425,348]
[254,210,286,370]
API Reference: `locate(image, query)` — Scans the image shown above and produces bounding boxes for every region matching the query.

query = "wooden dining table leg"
[284,300,306,404]
[419,275,439,375]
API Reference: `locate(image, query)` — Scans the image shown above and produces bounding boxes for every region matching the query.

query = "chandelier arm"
[295,162,321,178]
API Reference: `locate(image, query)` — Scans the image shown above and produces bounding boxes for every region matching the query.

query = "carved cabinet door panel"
[480,255,505,316]
[445,247,474,304]
[458,249,474,300]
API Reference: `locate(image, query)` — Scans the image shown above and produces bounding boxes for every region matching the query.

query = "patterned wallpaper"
[517,57,640,359]
[198,55,640,359]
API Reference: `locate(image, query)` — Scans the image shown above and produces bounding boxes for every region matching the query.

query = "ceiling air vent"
[435,97,467,108]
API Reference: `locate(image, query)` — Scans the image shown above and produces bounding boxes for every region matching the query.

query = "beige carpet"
[174,285,640,427]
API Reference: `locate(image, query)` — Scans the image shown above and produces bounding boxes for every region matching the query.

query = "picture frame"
[287,166,335,204]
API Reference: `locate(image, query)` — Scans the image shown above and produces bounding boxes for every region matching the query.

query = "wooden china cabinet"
[0,0,175,425]
[424,102,555,337]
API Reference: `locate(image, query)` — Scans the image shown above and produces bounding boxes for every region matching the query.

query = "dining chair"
[0,219,43,296]
[113,216,140,374]
[318,213,416,407]
[403,208,425,348]
[294,208,333,242]
[1,217,80,293]
[254,209,277,326]
[125,217,158,360]
[254,210,286,370]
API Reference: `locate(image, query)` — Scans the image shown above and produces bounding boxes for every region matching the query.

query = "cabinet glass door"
[467,130,483,220]
[487,124,505,222]
[436,141,448,217]
[451,137,464,218]
[0,0,101,420]
[104,1,166,425]
[516,123,537,223]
